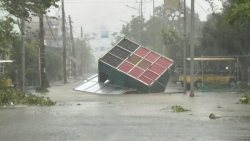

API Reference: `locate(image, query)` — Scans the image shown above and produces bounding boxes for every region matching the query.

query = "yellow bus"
[178,58,237,89]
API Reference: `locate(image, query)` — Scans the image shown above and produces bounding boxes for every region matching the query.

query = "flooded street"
[0,81,250,141]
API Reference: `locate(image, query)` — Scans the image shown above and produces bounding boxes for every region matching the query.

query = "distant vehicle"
[178,58,237,89]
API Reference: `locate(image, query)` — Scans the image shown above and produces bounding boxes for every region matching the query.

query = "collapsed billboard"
[98,37,174,93]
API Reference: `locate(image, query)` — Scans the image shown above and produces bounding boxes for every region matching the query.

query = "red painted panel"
[143,70,159,80]
[149,64,166,75]
[128,67,144,78]
[139,75,153,85]
[118,61,133,73]
[145,52,159,62]
[156,57,173,68]
[135,47,150,57]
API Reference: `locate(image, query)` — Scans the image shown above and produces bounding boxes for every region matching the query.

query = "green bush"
[0,88,56,106]
[0,74,55,106]
[171,105,190,112]
[239,94,250,104]
[0,88,55,106]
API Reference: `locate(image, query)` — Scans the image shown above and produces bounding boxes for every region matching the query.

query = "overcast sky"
[52,0,222,38]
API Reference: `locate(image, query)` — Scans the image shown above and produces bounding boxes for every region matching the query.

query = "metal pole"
[21,19,25,93]
[183,0,187,94]
[190,0,195,97]
[62,0,67,84]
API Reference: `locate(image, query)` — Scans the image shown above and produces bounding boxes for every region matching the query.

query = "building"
[26,14,75,78]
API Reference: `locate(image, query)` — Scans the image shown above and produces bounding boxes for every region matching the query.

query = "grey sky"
[52,0,222,38]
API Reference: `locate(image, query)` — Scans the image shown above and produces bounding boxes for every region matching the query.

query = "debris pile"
[209,113,222,119]
[0,89,55,106]
[171,105,190,113]
[239,93,250,104]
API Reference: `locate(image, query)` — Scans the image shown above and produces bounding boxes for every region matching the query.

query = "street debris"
[0,89,55,106]
[77,103,81,105]
[239,93,250,104]
[209,113,222,119]
[171,105,190,113]
[160,106,171,111]
[107,101,112,104]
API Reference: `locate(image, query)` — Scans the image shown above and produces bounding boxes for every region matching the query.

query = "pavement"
[1,78,250,141]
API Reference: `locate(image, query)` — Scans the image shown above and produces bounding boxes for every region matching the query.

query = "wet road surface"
[1,81,250,141]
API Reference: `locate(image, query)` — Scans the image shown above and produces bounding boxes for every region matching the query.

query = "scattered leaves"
[171,105,190,113]
[239,93,250,104]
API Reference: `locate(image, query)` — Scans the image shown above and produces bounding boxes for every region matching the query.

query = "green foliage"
[0,0,59,21]
[0,74,9,91]
[225,0,250,25]
[161,28,182,58]
[0,89,55,106]
[199,1,250,81]
[120,4,204,63]
[5,37,62,86]
[0,0,59,56]
[0,17,19,55]
[239,93,250,104]
[0,75,55,106]
[171,105,190,113]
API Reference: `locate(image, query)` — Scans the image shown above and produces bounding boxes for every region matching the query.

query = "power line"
[195,1,208,15]
[63,0,157,28]
[45,15,61,48]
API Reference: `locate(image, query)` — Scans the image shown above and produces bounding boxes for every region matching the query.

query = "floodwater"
[1,81,250,141]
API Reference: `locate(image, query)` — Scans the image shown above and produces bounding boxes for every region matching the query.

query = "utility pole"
[183,0,187,94]
[140,0,142,44]
[162,6,165,53]
[153,0,155,20]
[80,27,83,77]
[68,15,76,79]
[190,0,195,97]
[21,19,25,93]
[62,0,67,84]
[153,0,156,51]
[39,14,49,88]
